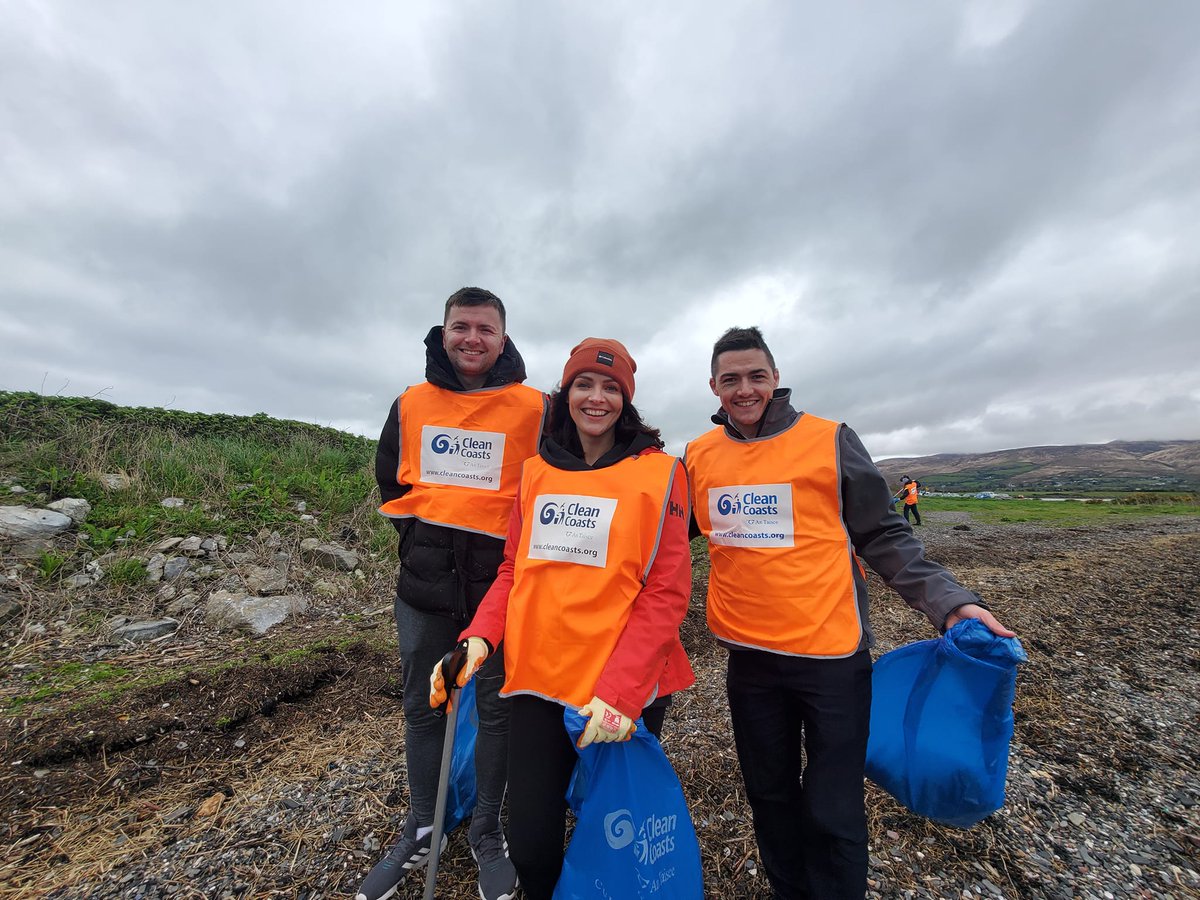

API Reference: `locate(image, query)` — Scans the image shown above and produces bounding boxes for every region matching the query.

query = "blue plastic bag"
[553,710,703,899]
[443,678,478,832]
[865,618,1026,827]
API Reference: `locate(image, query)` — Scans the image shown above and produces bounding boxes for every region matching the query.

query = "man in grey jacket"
[685,326,1014,900]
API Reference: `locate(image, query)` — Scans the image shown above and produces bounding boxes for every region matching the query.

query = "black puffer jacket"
[374,326,538,625]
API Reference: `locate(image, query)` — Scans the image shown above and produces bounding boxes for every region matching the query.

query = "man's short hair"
[710,326,777,376]
[444,286,506,331]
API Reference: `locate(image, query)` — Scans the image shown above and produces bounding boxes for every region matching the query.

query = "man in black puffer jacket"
[357,287,547,900]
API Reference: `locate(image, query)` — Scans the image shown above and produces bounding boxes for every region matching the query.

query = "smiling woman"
[566,372,623,463]
[429,336,698,899]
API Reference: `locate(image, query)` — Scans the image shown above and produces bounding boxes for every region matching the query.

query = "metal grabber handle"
[423,641,468,900]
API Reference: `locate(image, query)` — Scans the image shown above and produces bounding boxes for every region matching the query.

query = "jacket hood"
[423,325,529,391]
[541,428,660,472]
[711,387,799,439]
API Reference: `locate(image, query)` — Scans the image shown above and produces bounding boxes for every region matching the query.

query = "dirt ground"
[2,512,1198,899]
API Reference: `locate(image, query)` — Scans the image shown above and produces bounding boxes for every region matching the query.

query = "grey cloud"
[2,0,1198,458]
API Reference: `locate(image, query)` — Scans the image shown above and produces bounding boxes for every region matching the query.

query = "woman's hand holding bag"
[576,696,637,747]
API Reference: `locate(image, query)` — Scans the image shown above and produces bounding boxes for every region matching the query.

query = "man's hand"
[577,696,636,747]
[945,603,1016,637]
[428,637,489,708]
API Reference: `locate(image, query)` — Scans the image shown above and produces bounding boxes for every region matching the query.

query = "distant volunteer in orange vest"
[358,288,547,900]
[685,326,1015,900]
[898,475,922,525]
[431,338,695,900]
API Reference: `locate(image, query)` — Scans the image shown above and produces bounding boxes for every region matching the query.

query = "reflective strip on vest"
[685,414,862,657]
[378,382,545,538]
[501,452,680,708]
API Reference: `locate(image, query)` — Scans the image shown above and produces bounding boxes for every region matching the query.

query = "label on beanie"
[527,493,618,567]
[707,483,794,547]
[419,426,506,490]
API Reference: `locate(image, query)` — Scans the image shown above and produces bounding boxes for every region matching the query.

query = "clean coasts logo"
[528,493,617,568]
[708,482,794,548]
[419,425,505,491]
[605,807,681,868]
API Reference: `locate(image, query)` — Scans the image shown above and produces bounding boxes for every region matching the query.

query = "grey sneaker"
[355,817,447,900]
[468,814,519,900]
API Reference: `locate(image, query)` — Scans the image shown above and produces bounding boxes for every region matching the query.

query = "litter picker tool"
[423,641,469,900]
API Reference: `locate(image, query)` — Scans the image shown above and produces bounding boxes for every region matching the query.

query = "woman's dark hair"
[548,381,664,456]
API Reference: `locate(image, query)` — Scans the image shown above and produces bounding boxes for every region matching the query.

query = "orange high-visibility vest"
[904,481,919,505]
[379,382,546,538]
[685,414,862,657]
[501,452,681,708]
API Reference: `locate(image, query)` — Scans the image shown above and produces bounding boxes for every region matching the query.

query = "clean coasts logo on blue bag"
[603,810,633,849]
[603,809,679,864]
[555,710,703,899]
[707,483,793,548]
[419,425,505,490]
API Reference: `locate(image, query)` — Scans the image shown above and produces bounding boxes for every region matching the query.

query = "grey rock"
[214,574,242,592]
[100,473,132,490]
[204,592,308,634]
[47,498,91,524]
[163,557,190,581]
[146,552,167,582]
[0,506,74,539]
[161,497,186,509]
[200,538,218,553]
[299,538,359,572]
[178,536,204,555]
[66,573,97,589]
[0,596,23,624]
[9,485,28,494]
[166,594,199,617]
[10,539,54,559]
[112,619,179,642]
[246,565,288,596]
[154,537,184,552]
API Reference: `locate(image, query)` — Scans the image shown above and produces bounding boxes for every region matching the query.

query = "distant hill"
[875,440,1200,493]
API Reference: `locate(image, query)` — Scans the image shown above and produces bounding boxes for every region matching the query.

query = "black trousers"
[727,648,872,900]
[505,694,668,900]
[903,502,921,525]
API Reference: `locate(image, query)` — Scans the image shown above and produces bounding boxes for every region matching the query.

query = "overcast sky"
[3,1,1198,461]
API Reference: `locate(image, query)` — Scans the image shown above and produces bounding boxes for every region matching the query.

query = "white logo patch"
[527,494,618,568]
[419,425,505,491]
[707,483,794,547]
